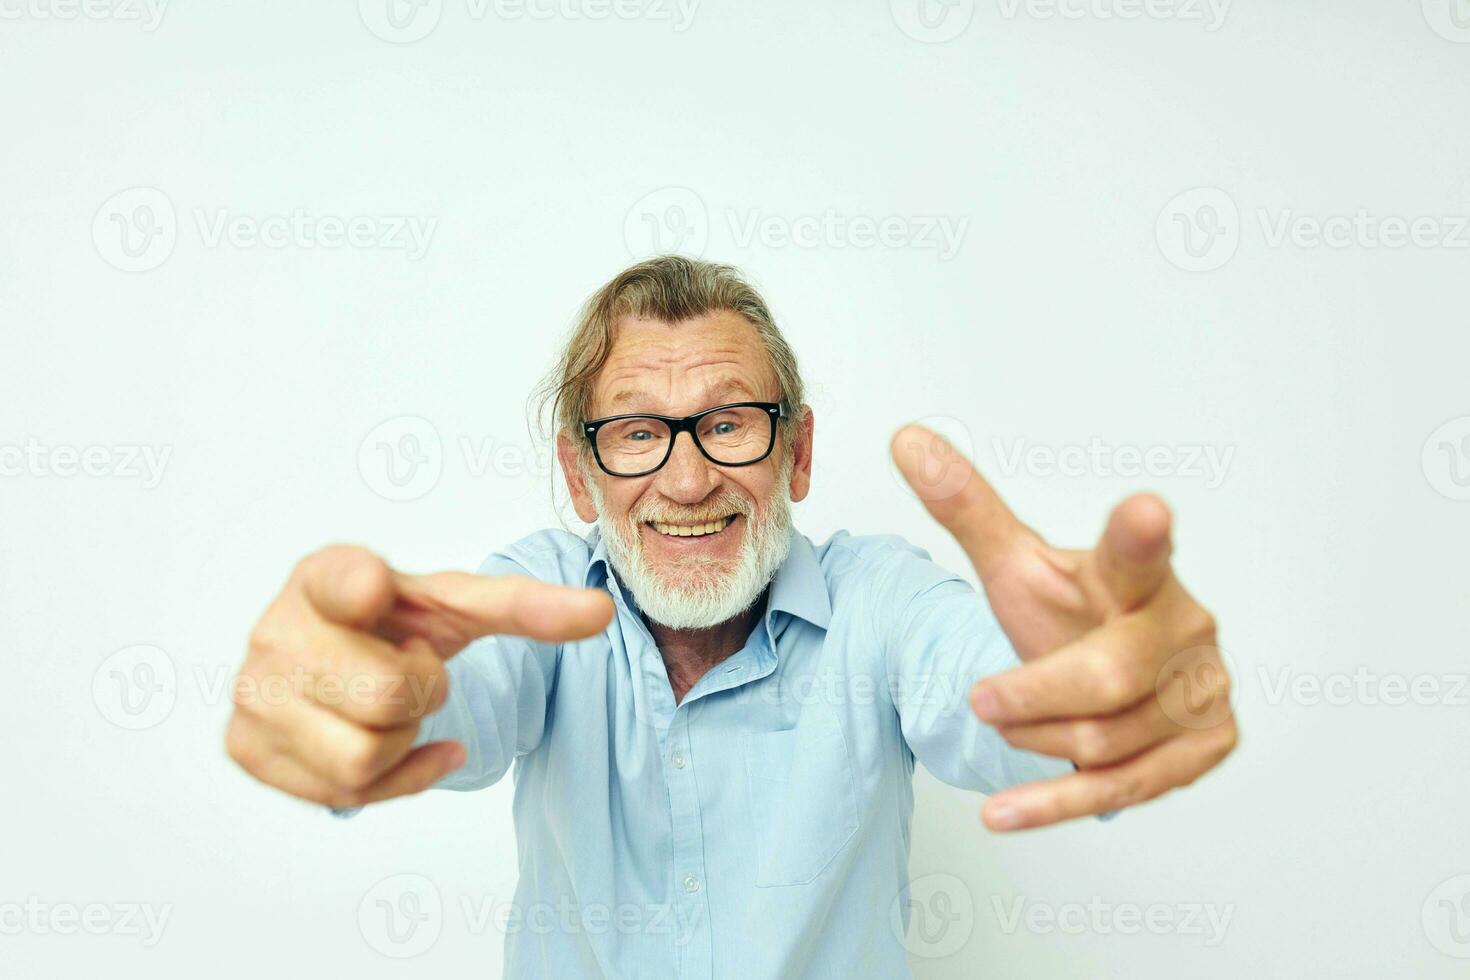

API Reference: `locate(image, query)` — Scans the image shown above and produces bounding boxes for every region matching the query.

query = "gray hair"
[533,255,807,450]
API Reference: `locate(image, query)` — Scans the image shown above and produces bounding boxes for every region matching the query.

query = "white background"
[3,1,1469,977]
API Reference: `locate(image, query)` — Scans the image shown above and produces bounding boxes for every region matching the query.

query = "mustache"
[631,490,752,525]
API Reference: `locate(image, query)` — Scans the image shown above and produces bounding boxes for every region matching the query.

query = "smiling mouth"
[645,514,739,538]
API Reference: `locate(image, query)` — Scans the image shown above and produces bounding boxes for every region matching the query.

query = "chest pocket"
[741,710,860,887]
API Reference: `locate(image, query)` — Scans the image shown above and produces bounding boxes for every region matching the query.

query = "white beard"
[585,455,794,631]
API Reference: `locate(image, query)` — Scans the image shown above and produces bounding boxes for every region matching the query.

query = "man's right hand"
[225,545,615,808]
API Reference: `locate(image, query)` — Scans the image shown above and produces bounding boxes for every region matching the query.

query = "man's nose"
[655,431,720,504]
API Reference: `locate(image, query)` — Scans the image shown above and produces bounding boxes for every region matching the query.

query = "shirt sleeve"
[411,551,562,792]
[877,543,1074,796]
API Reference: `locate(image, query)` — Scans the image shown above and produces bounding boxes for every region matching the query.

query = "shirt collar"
[585,527,611,588]
[583,526,832,631]
[764,530,832,630]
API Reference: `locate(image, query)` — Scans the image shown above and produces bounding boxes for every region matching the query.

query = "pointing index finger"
[890,424,1025,578]
[389,572,615,651]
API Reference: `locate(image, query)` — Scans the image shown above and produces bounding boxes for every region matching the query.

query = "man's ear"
[557,430,602,524]
[787,405,815,503]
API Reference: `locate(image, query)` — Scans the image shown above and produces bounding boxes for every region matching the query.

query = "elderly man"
[227,256,1236,978]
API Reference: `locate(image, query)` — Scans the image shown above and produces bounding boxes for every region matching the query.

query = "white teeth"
[650,516,734,537]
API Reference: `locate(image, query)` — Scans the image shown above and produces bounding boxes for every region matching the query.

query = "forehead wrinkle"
[608,377,761,413]
[591,313,780,417]
[597,356,772,415]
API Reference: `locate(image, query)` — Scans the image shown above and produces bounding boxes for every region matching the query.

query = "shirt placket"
[666,629,781,978]
[663,705,711,978]
[608,571,718,980]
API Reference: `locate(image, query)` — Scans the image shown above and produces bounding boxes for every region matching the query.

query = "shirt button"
[682,874,701,894]
[671,752,686,770]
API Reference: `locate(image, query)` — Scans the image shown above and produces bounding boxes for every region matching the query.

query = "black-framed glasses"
[582,401,784,477]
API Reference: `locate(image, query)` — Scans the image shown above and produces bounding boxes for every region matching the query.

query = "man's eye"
[626,429,653,442]
[710,421,738,436]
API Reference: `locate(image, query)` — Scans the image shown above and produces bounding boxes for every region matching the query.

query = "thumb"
[1095,494,1174,610]
[387,572,615,654]
[298,545,399,629]
[891,424,1025,579]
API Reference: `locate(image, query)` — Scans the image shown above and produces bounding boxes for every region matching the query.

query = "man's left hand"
[892,425,1238,831]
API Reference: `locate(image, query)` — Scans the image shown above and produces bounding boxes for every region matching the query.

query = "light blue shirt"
[417,527,1070,979]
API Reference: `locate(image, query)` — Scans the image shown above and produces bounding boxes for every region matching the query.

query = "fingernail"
[987,804,1023,830]
[972,686,1001,722]
[445,742,467,770]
